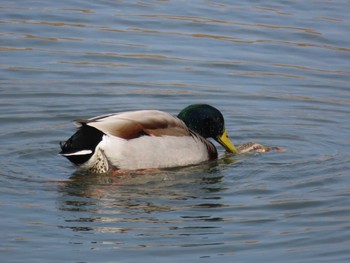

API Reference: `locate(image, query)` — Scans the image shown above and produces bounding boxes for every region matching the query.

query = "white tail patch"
[61,150,93,156]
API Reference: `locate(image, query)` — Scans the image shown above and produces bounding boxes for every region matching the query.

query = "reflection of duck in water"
[60,104,281,174]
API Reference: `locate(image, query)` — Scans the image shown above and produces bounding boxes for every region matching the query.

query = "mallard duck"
[59,104,238,173]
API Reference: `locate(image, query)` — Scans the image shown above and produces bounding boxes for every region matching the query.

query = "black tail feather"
[60,125,104,165]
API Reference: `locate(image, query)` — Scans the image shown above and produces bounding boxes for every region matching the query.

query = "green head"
[178,104,237,154]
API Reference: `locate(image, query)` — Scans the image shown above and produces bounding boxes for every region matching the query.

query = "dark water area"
[1,1,350,262]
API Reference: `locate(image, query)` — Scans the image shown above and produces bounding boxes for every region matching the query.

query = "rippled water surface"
[1,1,350,262]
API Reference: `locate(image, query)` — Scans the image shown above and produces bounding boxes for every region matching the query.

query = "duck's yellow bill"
[217,129,238,154]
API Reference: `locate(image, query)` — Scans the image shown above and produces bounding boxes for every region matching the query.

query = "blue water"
[1,1,350,262]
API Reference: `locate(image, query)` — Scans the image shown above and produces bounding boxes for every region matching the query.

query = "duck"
[59,104,238,173]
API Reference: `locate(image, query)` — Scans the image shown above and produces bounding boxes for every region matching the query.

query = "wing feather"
[76,110,191,139]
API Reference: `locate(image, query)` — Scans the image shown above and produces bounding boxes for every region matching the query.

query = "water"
[1,0,350,262]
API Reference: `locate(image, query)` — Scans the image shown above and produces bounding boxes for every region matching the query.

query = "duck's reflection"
[57,159,233,233]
